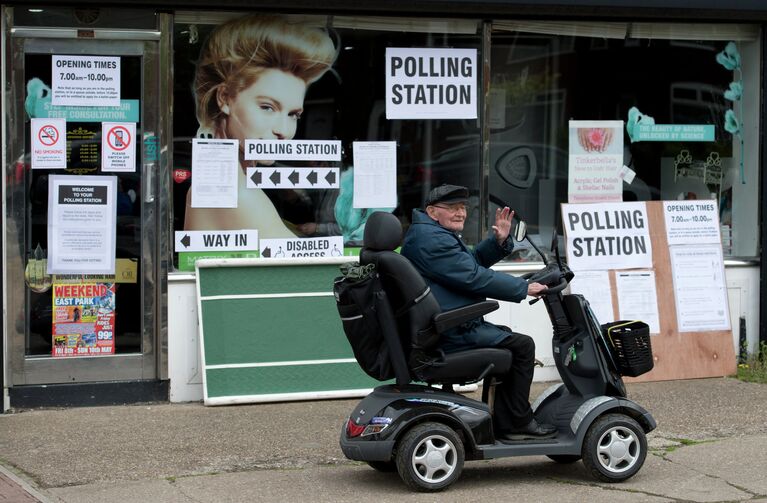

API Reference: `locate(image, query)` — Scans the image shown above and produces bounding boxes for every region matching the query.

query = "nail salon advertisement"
[568,120,624,204]
[385,48,477,119]
[47,175,117,274]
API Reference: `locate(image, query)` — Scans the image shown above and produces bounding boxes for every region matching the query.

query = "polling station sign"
[243,139,342,162]
[385,48,477,119]
[562,202,652,271]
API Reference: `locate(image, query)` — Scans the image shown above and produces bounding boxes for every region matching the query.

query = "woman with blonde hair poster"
[184,15,337,237]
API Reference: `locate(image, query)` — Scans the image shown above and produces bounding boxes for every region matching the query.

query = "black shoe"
[499,419,557,442]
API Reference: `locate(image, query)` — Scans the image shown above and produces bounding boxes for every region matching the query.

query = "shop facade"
[2,0,766,409]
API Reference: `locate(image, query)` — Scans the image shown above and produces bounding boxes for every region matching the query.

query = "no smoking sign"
[38,124,60,146]
[31,118,66,169]
[102,122,136,172]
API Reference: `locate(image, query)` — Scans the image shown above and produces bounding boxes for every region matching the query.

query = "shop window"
[171,14,482,270]
[489,22,760,261]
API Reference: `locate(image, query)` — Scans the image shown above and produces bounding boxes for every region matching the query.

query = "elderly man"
[401,184,556,440]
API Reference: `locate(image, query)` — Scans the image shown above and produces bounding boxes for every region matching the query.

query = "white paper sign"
[47,175,117,274]
[244,140,341,161]
[245,167,340,189]
[568,120,624,203]
[670,245,730,332]
[569,270,615,325]
[52,55,120,107]
[101,122,136,172]
[174,229,258,252]
[259,236,344,258]
[191,139,239,209]
[352,141,397,208]
[385,48,477,119]
[562,202,652,271]
[615,271,660,334]
[31,118,67,169]
[663,200,721,246]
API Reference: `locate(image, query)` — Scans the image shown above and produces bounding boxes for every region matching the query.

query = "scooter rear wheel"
[582,413,647,482]
[395,422,464,492]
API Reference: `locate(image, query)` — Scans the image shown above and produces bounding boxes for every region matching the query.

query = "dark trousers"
[492,328,536,432]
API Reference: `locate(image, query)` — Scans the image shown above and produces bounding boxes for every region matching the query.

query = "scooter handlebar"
[528,276,568,305]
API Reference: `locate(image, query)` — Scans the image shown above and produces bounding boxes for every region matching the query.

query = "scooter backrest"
[361,212,442,352]
[362,211,402,251]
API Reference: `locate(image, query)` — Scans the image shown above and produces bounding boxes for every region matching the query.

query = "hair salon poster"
[52,282,115,357]
[568,120,624,204]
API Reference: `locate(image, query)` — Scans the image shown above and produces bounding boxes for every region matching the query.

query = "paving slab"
[665,435,767,496]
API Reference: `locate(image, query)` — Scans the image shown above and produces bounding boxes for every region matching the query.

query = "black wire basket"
[601,320,654,377]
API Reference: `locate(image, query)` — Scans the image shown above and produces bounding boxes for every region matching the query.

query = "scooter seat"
[417,348,512,384]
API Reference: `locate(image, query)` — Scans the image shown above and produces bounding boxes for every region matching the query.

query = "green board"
[195,257,382,405]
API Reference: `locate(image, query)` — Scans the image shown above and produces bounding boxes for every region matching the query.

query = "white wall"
[167,265,760,402]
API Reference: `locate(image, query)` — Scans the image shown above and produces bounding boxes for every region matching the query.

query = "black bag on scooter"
[334,262,407,381]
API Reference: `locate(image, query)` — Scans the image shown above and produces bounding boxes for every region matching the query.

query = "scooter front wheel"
[395,422,465,492]
[582,413,647,482]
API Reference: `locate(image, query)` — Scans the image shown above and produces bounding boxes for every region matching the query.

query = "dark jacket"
[401,209,529,352]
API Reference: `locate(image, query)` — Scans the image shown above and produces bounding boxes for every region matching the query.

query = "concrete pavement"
[1,377,767,502]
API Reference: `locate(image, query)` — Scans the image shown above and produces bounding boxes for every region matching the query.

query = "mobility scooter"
[336,211,656,491]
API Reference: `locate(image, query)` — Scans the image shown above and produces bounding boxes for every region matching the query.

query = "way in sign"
[174,229,259,253]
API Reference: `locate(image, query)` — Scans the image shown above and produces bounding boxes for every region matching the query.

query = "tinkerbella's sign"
[385,48,477,119]
[562,202,652,271]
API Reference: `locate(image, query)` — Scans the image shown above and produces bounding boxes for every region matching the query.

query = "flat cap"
[425,184,469,206]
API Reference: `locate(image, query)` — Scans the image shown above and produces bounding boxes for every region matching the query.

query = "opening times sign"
[52,55,120,107]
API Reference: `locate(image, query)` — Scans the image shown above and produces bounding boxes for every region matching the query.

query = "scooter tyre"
[582,413,647,482]
[395,422,464,492]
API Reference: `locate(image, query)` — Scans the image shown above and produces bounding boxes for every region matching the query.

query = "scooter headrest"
[363,212,402,251]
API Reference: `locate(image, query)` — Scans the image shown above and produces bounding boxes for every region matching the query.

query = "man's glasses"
[432,203,467,213]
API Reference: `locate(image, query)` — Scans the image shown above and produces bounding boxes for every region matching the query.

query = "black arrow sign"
[250,170,262,186]
[288,170,300,185]
[269,170,281,185]
[306,170,318,185]
[180,234,191,248]
[261,246,272,258]
[325,170,336,185]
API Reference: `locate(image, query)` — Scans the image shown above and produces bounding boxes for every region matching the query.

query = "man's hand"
[527,282,548,298]
[493,206,514,246]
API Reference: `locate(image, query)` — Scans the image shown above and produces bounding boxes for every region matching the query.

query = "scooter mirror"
[513,220,528,242]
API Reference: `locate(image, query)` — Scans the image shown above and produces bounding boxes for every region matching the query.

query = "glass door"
[5,15,164,385]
